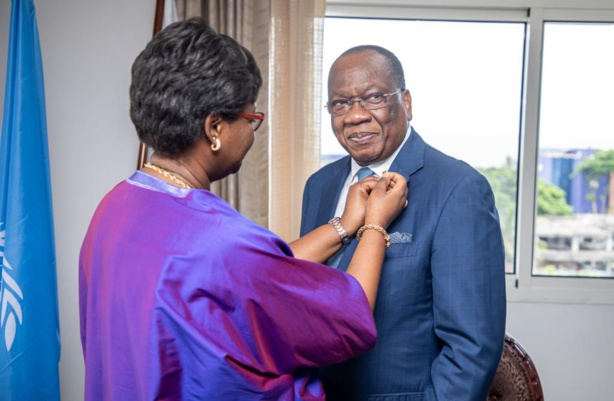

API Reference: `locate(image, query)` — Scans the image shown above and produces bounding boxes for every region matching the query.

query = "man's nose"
[344,99,371,122]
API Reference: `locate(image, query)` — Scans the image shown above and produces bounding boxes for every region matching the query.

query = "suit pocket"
[367,393,424,401]
[385,241,418,258]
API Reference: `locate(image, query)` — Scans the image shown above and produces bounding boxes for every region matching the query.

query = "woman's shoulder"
[185,190,293,257]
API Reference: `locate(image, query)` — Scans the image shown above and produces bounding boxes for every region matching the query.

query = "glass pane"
[535,22,614,277]
[321,18,525,273]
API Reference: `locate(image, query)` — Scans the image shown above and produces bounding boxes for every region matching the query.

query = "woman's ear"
[203,113,223,140]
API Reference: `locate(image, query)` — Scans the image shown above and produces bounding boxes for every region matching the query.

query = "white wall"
[1,1,614,400]
[0,0,155,399]
[507,302,614,400]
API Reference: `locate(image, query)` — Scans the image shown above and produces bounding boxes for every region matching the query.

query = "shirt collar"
[349,126,411,182]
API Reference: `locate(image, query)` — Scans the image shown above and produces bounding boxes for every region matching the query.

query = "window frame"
[324,0,614,304]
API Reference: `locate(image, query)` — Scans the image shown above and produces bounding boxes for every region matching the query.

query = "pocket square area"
[389,232,413,244]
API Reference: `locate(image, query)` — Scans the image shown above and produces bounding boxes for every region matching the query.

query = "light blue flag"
[0,0,61,400]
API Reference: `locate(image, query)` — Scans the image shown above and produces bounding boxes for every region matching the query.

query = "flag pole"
[137,0,165,170]
[153,0,165,35]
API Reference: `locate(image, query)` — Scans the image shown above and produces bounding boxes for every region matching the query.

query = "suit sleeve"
[430,172,506,400]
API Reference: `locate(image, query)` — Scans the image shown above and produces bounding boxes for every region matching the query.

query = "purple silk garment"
[79,171,376,401]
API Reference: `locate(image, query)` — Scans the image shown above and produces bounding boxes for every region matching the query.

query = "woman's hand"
[340,178,379,236]
[364,172,408,229]
[344,172,408,311]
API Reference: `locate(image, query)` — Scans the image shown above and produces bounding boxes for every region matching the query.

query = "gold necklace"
[143,163,192,189]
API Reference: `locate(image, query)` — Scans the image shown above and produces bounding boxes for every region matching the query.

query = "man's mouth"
[347,131,377,145]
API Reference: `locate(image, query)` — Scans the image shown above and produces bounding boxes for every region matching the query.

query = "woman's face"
[210,105,260,179]
[228,110,257,174]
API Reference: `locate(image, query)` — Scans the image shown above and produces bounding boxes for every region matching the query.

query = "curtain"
[268,0,325,241]
[174,0,325,240]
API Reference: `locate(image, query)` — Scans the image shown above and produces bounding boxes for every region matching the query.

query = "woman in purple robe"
[79,18,407,401]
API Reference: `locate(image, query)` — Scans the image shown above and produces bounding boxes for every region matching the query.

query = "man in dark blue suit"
[300,45,506,400]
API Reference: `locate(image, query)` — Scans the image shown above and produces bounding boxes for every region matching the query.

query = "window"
[534,22,614,278]
[320,17,525,273]
[321,2,614,303]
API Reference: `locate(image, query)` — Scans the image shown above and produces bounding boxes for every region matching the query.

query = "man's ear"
[402,89,413,121]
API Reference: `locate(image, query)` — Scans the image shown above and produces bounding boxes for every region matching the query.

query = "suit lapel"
[337,128,427,270]
[314,157,351,227]
[389,127,426,179]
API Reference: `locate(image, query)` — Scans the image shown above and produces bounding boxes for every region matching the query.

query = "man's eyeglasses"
[238,112,266,131]
[325,90,404,116]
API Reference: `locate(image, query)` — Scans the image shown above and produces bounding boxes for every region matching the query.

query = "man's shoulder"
[421,142,480,177]
[415,145,494,198]
[319,155,351,172]
[306,156,350,185]
[392,129,477,180]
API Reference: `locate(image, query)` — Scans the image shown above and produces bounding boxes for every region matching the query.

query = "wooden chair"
[487,333,544,401]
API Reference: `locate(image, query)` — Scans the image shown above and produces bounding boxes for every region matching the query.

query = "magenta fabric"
[79,171,376,401]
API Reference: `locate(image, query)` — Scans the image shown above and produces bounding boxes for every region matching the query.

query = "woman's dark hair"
[129,18,262,157]
[340,45,405,90]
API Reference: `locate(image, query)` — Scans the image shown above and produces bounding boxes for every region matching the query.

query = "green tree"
[479,158,518,267]
[479,159,574,267]
[572,150,614,214]
[536,179,573,216]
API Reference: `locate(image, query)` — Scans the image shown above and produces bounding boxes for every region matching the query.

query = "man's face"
[327,51,412,166]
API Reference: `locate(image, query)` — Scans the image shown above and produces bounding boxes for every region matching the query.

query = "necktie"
[328,167,376,268]
[356,166,375,182]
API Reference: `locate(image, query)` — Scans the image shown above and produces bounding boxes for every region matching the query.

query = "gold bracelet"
[356,224,390,248]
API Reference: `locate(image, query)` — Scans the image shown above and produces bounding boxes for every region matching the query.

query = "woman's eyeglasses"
[237,112,266,131]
